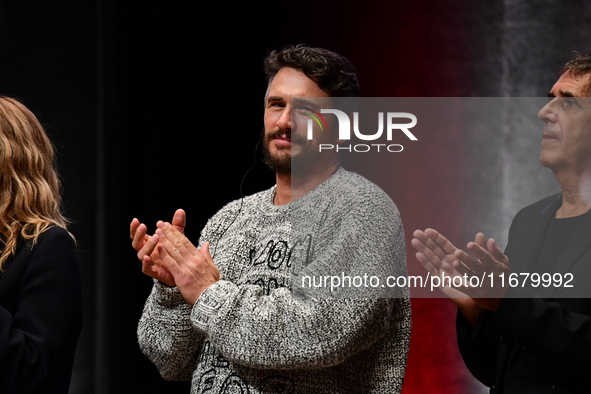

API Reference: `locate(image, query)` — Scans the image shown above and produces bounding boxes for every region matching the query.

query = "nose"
[276,106,292,131]
[538,99,558,124]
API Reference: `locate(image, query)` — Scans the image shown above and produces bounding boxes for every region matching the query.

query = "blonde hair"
[0,96,71,271]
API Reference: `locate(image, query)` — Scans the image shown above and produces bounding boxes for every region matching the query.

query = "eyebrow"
[548,91,575,98]
[292,98,323,108]
[265,96,326,110]
[266,95,283,103]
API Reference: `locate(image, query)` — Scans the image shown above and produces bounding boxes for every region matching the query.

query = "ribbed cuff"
[152,279,186,307]
[191,280,237,333]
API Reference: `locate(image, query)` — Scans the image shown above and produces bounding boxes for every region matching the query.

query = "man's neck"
[274,162,340,206]
[554,168,591,218]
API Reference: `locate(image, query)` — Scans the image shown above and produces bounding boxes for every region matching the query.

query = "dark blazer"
[0,226,82,394]
[457,194,591,394]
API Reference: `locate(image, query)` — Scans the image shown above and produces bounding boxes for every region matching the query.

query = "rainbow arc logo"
[302,107,328,138]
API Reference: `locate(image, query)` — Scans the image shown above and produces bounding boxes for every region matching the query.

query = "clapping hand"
[130,209,186,287]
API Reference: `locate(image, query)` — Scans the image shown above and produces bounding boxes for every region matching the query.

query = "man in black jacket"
[412,51,591,393]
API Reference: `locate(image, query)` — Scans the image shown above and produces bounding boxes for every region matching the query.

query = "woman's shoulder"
[24,226,76,260]
[1,226,79,288]
[39,225,71,236]
[34,225,74,244]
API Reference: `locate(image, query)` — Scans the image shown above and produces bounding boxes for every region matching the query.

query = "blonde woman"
[0,97,82,393]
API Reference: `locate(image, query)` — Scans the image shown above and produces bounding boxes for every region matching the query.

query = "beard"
[262,130,316,176]
[262,132,291,175]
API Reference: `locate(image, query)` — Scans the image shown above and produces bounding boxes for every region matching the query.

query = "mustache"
[266,130,307,144]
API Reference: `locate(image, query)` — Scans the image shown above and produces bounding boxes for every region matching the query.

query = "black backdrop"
[2,1,591,393]
[0,2,370,393]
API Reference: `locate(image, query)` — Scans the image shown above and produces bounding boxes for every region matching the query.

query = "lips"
[274,137,291,148]
[267,130,307,148]
[270,133,291,148]
[542,131,559,141]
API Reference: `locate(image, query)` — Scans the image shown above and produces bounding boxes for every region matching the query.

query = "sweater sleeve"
[190,190,409,369]
[0,227,82,393]
[137,280,204,381]
[136,204,243,380]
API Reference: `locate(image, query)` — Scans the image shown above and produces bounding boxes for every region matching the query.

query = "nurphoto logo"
[306,108,418,153]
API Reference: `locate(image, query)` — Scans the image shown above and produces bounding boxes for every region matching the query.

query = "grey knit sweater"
[138,168,411,393]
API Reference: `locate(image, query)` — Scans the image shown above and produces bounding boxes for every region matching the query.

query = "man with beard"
[412,51,591,393]
[130,45,411,393]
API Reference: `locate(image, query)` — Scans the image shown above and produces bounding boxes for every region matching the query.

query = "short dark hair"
[560,50,591,94]
[264,44,360,97]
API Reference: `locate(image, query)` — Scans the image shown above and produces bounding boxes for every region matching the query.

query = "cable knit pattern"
[138,168,411,393]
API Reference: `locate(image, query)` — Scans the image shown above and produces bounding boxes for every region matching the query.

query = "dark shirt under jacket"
[0,226,82,394]
[457,194,591,394]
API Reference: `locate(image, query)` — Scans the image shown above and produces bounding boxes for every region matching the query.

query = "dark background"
[2,1,590,393]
